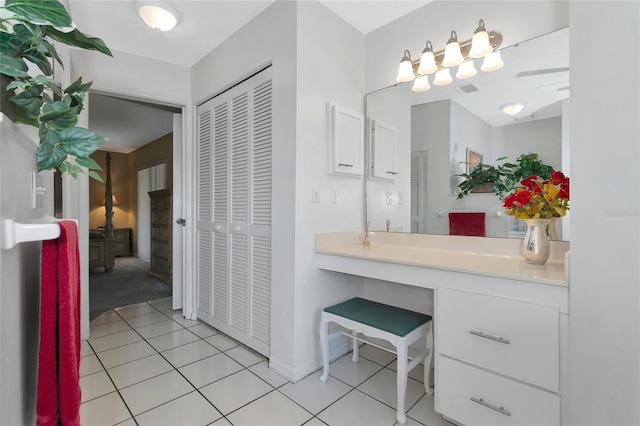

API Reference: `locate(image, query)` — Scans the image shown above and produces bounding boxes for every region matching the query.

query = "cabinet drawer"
[151,210,170,225]
[151,225,170,241]
[436,288,559,391]
[151,241,171,259]
[436,356,559,426]
[151,196,171,210]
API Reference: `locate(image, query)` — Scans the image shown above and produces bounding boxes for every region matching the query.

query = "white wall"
[493,117,562,171]
[569,2,640,425]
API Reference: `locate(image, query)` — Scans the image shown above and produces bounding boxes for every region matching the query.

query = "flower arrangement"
[503,171,570,219]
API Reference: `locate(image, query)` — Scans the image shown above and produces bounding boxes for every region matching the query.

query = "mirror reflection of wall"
[366,27,570,240]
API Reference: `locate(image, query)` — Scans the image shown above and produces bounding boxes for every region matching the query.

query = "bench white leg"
[424,322,434,396]
[396,342,408,425]
[352,330,359,363]
[320,312,329,383]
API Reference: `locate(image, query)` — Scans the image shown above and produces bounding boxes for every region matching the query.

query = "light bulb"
[412,75,431,92]
[469,19,493,58]
[136,1,180,32]
[442,31,464,67]
[481,50,504,72]
[395,50,415,82]
[456,60,477,79]
[433,68,453,86]
[500,103,524,115]
[417,41,438,75]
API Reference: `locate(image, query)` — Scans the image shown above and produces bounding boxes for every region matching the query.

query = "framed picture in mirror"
[466,148,483,174]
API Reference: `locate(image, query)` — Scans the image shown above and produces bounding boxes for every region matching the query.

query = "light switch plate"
[331,187,340,204]
[385,191,392,205]
[312,185,320,203]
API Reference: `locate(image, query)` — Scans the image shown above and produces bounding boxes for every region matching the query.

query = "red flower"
[520,176,539,190]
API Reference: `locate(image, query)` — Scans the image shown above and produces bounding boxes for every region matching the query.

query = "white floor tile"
[227,390,312,426]
[126,312,172,328]
[116,419,137,426]
[209,418,233,426]
[135,319,184,339]
[147,297,173,311]
[165,311,201,327]
[90,310,122,327]
[279,371,351,415]
[328,354,384,387]
[81,340,94,357]
[108,354,174,389]
[80,391,131,426]
[358,344,397,366]
[303,418,327,426]
[115,304,159,319]
[161,340,219,368]
[89,320,132,339]
[80,354,104,377]
[135,391,222,426]
[357,368,425,411]
[317,389,398,426]
[178,352,244,388]
[147,329,200,352]
[205,334,238,351]
[406,394,452,426]
[387,360,428,384]
[249,361,289,388]
[80,370,116,403]
[199,369,273,415]
[119,370,195,416]
[225,345,264,367]
[187,323,219,338]
[89,329,142,353]
[97,341,157,369]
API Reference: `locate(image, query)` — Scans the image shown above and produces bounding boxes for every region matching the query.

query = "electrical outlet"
[312,185,320,203]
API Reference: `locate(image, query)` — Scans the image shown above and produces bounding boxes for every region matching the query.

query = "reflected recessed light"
[135,1,180,32]
[500,102,524,116]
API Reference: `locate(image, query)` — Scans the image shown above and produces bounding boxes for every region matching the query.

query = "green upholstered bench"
[319,297,433,425]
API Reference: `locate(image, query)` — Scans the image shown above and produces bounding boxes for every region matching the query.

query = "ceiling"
[66,0,432,152]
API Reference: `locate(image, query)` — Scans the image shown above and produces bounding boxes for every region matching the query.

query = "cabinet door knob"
[176,218,186,226]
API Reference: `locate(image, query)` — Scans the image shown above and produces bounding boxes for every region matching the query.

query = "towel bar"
[1,219,77,250]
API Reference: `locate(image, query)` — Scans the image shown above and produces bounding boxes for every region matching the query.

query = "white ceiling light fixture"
[394,19,502,90]
[412,75,431,92]
[500,102,524,116]
[135,1,180,32]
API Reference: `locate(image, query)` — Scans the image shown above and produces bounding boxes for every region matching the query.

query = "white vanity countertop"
[315,231,569,287]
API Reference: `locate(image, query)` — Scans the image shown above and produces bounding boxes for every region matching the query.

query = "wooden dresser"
[148,189,172,283]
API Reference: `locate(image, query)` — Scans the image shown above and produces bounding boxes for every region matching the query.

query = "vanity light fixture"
[396,50,416,82]
[442,31,464,67]
[397,19,502,91]
[500,102,524,116]
[135,1,180,32]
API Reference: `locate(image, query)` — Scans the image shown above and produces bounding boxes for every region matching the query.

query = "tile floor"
[81,297,452,426]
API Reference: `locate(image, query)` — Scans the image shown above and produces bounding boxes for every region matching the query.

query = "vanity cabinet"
[370,119,398,179]
[435,288,560,425]
[329,104,364,176]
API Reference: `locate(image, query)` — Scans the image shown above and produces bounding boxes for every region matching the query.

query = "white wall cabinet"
[196,67,273,356]
[435,288,561,426]
[329,104,363,176]
[370,119,398,179]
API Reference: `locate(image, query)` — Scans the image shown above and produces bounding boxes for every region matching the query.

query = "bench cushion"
[324,297,432,337]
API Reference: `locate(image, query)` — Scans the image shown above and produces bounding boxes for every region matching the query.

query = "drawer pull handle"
[338,163,353,168]
[470,397,511,417]
[469,330,511,345]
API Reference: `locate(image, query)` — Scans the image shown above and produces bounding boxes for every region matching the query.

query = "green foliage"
[1,0,112,180]
[456,156,511,199]
[501,153,554,192]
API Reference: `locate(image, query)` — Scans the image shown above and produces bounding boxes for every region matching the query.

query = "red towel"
[37,221,81,426]
[449,212,486,237]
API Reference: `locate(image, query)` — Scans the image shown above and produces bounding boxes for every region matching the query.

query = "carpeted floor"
[89,257,172,320]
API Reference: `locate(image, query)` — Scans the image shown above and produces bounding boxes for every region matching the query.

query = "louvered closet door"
[196,67,272,356]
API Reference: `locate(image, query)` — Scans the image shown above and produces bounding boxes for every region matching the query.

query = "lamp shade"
[433,68,453,86]
[136,1,180,32]
[442,31,464,67]
[500,103,524,115]
[456,60,477,79]
[412,75,431,92]
[102,194,119,206]
[481,50,504,72]
[417,41,438,75]
[396,50,415,82]
[469,19,493,58]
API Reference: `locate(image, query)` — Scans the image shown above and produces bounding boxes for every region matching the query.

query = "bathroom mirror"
[366,27,570,240]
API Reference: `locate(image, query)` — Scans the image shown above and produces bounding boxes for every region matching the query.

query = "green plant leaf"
[5,0,73,28]
[23,50,53,75]
[13,105,39,127]
[10,84,43,116]
[64,77,92,95]
[58,127,105,157]
[0,52,29,77]
[39,123,60,145]
[40,101,78,128]
[6,80,27,90]
[75,156,102,171]
[88,170,104,182]
[36,141,67,171]
[46,27,113,57]
[59,160,81,177]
